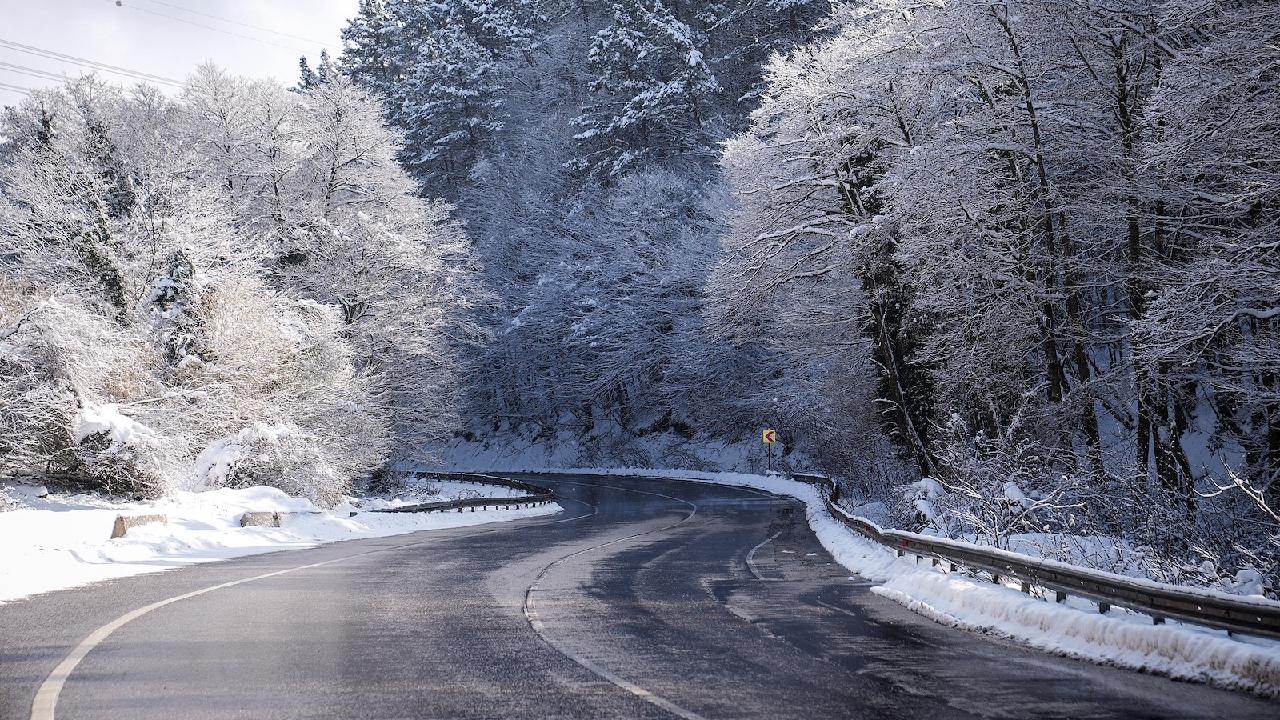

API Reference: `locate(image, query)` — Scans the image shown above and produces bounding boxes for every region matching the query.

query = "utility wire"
[0,81,34,96]
[0,37,183,87]
[134,0,331,47]
[0,61,73,83]
[114,2,309,54]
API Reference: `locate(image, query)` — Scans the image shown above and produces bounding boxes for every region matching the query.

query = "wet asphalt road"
[0,473,1277,719]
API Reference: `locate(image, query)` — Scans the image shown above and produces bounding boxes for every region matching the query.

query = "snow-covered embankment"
[0,482,559,604]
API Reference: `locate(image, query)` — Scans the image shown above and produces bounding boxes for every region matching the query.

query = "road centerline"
[522,479,708,720]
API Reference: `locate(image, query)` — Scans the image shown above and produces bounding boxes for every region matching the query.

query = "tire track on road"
[521,479,706,720]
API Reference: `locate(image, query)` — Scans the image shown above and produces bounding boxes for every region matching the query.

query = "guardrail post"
[1152,616,1165,625]
[992,573,1000,584]
[1098,602,1110,614]
[949,563,957,572]
[932,558,939,567]
[1055,591,1066,603]
[897,548,904,557]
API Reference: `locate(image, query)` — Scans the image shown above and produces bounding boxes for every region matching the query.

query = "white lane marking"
[29,499,584,720]
[522,479,707,720]
[554,495,600,523]
[745,531,782,582]
[30,556,346,720]
[32,479,627,720]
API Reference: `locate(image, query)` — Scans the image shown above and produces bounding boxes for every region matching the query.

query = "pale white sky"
[0,0,358,106]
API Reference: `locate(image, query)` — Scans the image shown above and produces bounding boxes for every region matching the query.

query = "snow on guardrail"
[492,466,1280,695]
[791,472,1280,639]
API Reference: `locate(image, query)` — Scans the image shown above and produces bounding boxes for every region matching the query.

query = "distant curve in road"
[1,473,1276,719]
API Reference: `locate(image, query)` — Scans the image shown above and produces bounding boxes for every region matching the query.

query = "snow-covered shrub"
[193,422,348,504]
[894,477,944,530]
[0,283,173,494]
[180,284,388,504]
[0,282,71,477]
[63,403,178,497]
[904,414,1086,549]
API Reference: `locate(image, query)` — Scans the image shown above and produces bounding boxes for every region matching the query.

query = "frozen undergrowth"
[0,481,559,604]
[468,465,1280,697]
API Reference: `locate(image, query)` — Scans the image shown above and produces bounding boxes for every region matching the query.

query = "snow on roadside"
[355,478,529,511]
[479,466,1280,697]
[0,482,560,604]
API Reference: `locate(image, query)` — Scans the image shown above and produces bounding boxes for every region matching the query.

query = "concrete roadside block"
[240,510,323,527]
[110,514,167,539]
[240,511,281,527]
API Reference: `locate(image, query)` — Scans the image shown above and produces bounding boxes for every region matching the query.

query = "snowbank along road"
[1,473,1276,719]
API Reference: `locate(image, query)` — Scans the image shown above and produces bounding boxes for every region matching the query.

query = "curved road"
[0,474,1276,719]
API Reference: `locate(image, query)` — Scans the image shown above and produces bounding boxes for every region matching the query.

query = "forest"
[2,0,1277,596]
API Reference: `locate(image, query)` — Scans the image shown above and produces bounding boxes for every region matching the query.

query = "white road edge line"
[31,478,692,720]
[30,557,346,720]
[746,531,782,582]
[523,479,708,720]
[28,497,574,720]
[554,494,601,523]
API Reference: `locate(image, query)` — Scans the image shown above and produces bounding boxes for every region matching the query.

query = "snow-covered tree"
[340,0,537,189]
[0,69,472,500]
[709,0,1278,592]
[572,0,720,179]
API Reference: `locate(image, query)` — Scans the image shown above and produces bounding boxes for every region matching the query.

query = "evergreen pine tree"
[572,0,719,179]
[340,0,536,189]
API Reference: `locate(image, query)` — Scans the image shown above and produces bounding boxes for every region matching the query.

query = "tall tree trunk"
[993,4,1102,471]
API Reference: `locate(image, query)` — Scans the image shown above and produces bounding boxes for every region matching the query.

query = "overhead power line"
[134,0,331,47]
[0,37,183,87]
[0,61,73,83]
[0,81,34,96]
[115,2,309,54]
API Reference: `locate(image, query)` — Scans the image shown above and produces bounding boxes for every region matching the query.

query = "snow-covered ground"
[466,466,1280,697]
[0,481,559,604]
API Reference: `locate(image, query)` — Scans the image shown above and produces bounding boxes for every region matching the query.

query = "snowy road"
[0,474,1275,719]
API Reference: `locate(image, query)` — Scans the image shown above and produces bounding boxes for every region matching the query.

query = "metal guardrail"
[373,472,555,514]
[792,472,1280,640]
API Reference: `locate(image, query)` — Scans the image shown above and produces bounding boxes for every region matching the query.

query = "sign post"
[761,428,777,474]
